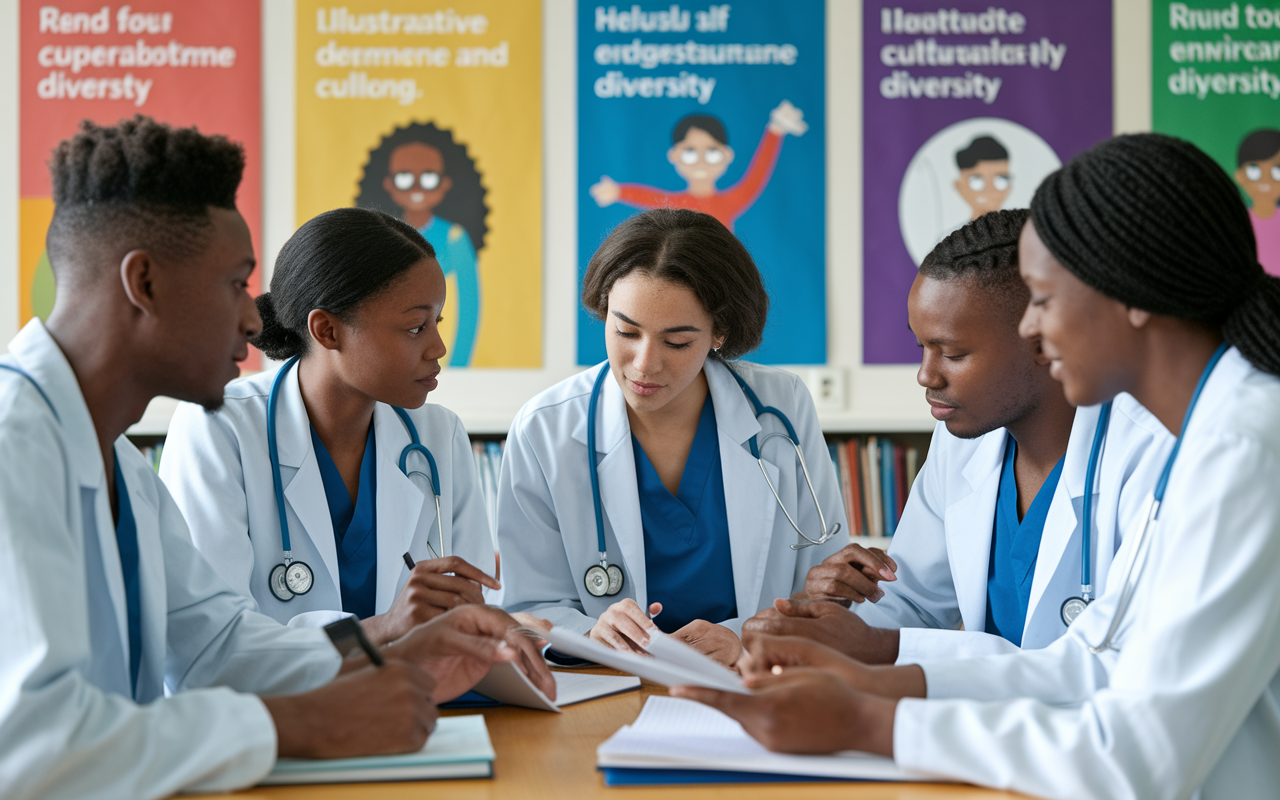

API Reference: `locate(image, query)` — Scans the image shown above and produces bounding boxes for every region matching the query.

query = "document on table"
[261,715,494,785]
[542,627,748,694]
[470,660,641,711]
[598,696,947,783]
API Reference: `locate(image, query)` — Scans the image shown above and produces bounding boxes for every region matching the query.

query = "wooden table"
[205,673,1026,800]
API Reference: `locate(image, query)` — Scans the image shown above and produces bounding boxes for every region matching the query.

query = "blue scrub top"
[311,425,379,621]
[984,438,1065,646]
[633,394,737,634]
[112,459,143,697]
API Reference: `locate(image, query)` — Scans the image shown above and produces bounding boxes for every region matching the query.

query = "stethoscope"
[582,363,841,598]
[1059,400,1114,626]
[1084,343,1228,653]
[266,356,444,602]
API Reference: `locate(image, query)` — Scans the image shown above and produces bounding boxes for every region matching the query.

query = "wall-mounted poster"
[19,0,262,364]
[863,1,1113,364]
[577,0,826,366]
[1153,0,1280,277]
[296,0,542,368]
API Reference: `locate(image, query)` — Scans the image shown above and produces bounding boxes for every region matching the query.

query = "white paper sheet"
[597,696,944,782]
[470,660,641,711]
[542,627,749,694]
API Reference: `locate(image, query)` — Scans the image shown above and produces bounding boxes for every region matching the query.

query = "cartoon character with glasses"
[953,136,1012,222]
[357,122,489,366]
[589,100,807,233]
[1234,129,1280,277]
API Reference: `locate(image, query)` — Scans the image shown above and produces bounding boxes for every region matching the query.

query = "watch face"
[606,564,624,596]
[269,563,294,602]
[285,561,314,595]
[584,565,609,597]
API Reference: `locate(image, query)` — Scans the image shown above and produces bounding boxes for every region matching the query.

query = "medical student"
[743,209,1173,662]
[497,209,847,667]
[0,118,551,800]
[161,207,497,645]
[677,133,1280,799]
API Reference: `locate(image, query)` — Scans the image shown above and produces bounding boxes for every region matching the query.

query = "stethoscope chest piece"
[1060,596,1090,627]
[584,563,624,598]
[269,560,314,602]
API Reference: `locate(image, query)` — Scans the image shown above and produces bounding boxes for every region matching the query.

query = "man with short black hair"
[0,116,551,800]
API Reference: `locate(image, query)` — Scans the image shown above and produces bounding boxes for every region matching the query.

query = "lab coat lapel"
[373,404,424,611]
[706,361,776,617]
[593,371,647,608]
[1025,405,1095,638]
[122,455,165,703]
[276,368,341,598]
[945,430,1005,633]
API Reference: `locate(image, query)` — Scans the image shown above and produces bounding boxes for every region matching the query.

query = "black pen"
[403,552,416,570]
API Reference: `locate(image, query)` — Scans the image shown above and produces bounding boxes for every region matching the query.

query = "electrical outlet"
[805,367,846,410]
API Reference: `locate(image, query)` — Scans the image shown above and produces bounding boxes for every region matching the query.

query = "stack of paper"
[261,715,494,785]
[597,696,942,784]
[542,627,748,693]
[469,660,640,711]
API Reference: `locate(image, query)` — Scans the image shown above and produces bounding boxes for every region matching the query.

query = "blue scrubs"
[984,439,1065,646]
[633,394,737,634]
[112,459,142,697]
[311,425,379,621]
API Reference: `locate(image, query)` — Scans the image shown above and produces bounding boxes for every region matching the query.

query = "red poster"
[19,0,262,367]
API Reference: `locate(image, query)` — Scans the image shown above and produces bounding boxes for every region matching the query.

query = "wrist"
[874,627,900,664]
[845,691,898,758]
[263,694,316,759]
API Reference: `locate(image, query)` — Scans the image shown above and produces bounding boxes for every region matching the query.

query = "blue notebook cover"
[602,767,871,786]
[439,690,501,709]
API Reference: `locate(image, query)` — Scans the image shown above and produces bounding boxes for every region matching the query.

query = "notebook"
[597,696,945,783]
[467,660,641,711]
[541,626,748,693]
[260,714,494,785]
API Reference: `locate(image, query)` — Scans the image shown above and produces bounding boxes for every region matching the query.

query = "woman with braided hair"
[670,133,1280,800]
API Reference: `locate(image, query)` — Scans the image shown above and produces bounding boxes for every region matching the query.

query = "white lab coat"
[858,394,1175,660]
[0,320,341,800]
[496,359,847,634]
[893,348,1280,800]
[160,363,495,628]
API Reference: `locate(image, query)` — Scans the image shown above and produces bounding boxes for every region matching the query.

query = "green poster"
[1153,0,1280,275]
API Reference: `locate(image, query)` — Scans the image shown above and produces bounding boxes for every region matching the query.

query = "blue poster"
[577,1,827,365]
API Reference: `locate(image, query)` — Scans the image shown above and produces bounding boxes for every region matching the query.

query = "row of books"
[471,439,505,540]
[827,436,923,539]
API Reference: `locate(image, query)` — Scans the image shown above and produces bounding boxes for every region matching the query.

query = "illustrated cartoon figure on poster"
[1233,128,1280,277]
[953,135,1011,221]
[897,117,1060,267]
[357,122,489,366]
[588,100,808,233]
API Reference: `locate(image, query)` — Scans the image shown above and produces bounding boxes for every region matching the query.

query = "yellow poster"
[296,1,541,368]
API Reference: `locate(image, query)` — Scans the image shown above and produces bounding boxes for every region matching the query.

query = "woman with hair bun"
[496,209,850,668]
[672,133,1280,799]
[160,207,500,645]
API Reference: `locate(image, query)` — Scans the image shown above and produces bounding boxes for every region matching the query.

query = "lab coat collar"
[946,429,1005,633]
[704,359,765,447]
[373,403,425,610]
[7,319,106,489]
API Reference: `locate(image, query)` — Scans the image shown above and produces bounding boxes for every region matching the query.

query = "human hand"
[741,597,900,664]
[671,669,894,757]
[263,660,437,759]
[804,544,898,605]
[385,605,556,703]
[737,632,871,689]
[671,620,742,668]
[768,100,808,136]
[590,175,621,206]
[509,611,553,647]
[589,599,662,653]
[363,556,500,645]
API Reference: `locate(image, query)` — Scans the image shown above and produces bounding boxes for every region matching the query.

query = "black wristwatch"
[323,617,384,666]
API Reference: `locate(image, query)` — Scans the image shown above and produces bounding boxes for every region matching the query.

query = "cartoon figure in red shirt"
[589,100,808,233]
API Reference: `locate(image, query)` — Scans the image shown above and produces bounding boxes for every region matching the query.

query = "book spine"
[865,437,882,538]
[847,438,865,537]
[836,442,854,535]
[881,441,896,536]
[895,444,908,519]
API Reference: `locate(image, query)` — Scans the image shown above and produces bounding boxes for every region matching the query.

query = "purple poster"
[862,2,1113,364]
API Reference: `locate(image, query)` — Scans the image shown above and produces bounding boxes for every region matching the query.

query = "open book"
[541,626,748,693]
[598,696,945,783]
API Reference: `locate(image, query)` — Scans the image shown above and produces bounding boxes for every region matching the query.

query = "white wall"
[0,0,1154,435]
